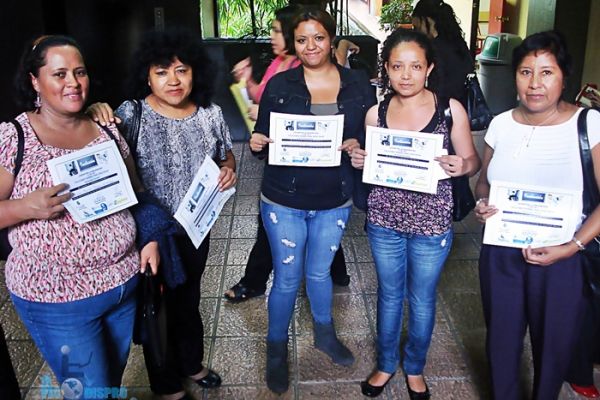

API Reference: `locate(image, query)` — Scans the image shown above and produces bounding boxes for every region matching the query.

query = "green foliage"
[379,0,414,31]
[217,0,288,38]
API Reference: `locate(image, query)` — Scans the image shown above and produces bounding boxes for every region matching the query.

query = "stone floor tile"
[439,259,480,293]
[332,263,361,295]
[8,340,44,388]
[297,381,368,399]
[389,377,479,400]
[238,158,265,179]
[225,239,258,266]
[209,215,232,239]
[423,333,470,378]
[216,297,268,337]
[296,335,376,382]
[233,195,260,215]
[441,292,485,333]
[230,215,259,238]
[295,294,370,337]
[206,385,295,399]
[350,236,373,263]
[121,344,150,387]
[206,239,227,266]
[201,298,219,338]
[236,179,262,196]
[201,264,225,298]
[221,195,235,216]
[447,234,481,261]
[346,213,367,237]
[0,301,29,340]
[340,236,356,263]
[357,262,377,294]
[211,337,288,386]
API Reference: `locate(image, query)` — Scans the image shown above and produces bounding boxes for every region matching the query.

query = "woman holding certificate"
[89,30,235,400]
[474,31,600,400]
[351,28,479,398]
[0,35,159,393]
[249,7,376,394]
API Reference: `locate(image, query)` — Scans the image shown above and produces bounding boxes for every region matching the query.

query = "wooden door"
[488,0,508,33]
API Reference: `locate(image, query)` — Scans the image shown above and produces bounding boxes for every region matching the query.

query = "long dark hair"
[15,35,84,112]
[379,28,435,98]
[276,5,301,55]
[129,29,214,108]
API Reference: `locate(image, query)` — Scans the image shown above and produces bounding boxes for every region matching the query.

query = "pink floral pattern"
[0,113,139,302]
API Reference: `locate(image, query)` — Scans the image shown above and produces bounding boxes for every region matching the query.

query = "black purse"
[577,107,600,295]
[133,269,166,368]
[465,73,494,131]
[442,102,476,221]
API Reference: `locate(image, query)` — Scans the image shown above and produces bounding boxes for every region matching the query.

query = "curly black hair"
[15,35,84,112]
[512,30,572,79]
[129,29,214,108]
[379,28,436,98]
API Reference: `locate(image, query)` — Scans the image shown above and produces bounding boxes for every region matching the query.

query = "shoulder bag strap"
[578,108,600,216]
[129,99,142,157]
[11,120,25,177]
[377,94,393,128]
[98,124,117,142]
[438,96,455,154]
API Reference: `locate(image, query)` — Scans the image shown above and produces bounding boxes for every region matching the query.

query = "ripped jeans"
[367,223,453,375]
[261,201,351,342]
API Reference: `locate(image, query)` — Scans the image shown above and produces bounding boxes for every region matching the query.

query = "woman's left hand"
[339,138,360,157]
[140,241,160,275]
[435,154,466,176]
[218,166,236,191]
[522,241,579,266]
[248,104,259,121]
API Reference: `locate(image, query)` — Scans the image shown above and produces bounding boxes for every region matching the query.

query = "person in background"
[89,29,235,400]
[0,35,158,395]
[351,28,479,399]
[474,31,600,400]
[250,7,376,393]
[412,0,473,108]
[224,4,351,304]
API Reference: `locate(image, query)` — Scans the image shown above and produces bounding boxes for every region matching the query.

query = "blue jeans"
[11,275,138,398]
[261,201,351,342]
[367,223,453,375]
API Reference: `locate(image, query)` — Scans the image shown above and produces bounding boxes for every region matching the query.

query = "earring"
[425,75,429,87]
[34,92,41,110]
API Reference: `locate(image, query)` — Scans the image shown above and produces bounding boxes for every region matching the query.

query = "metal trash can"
[476,33,522,115]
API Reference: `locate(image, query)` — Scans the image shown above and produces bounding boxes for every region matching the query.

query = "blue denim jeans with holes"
[367,223,453,375]
[11,275,138,397]
[261,201,351,342]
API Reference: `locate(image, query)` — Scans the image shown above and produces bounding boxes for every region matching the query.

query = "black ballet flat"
[194,369,222,388]
[360,372,395,397]
[404,374,431,400]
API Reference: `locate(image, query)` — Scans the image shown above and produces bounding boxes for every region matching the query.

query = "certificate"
[363,125,448,193]
[268,112,344,167]
[46,140,138,224]
[174,157,235,248]
[483,180,582,249]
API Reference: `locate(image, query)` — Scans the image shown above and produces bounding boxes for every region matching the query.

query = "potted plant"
[379,0,414,32]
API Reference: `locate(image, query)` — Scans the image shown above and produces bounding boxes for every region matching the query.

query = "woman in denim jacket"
[250,7,376,394]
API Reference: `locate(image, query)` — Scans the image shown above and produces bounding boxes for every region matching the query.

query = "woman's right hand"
[86,102,120,126]
[21,183,71,220]
[474,197,498,224]
[232,57,252,83]
[350,148,367,170]
[249,133,273,152]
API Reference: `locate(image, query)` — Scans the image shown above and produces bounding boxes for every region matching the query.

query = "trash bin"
[476,33,522,115]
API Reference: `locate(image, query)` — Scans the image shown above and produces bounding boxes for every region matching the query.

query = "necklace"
[513,107,559,158]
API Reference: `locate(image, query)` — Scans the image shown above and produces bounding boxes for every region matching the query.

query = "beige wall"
[582,0,600,85]
[445,0,473,48]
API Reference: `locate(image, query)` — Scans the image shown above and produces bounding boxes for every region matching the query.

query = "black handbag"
[577,107,600,295]
[465,73,494,131]
[133,269,166,368]
[442,102,476,221]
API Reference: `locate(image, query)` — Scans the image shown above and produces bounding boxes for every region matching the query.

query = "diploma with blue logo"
[46,140,138,224]
[174,157,236,248]
[362,126,448,194]
[268,112,344,167]
[483,181,581,249]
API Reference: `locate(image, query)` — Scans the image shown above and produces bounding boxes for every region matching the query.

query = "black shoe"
[224,282,265,303]
[332,273,351,287]
[404,374,430,400]
[360,372,395,397]
[194,369,222,388]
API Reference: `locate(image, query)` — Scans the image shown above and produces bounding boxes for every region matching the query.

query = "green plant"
[216,0,287,38]
[379,0,414,31]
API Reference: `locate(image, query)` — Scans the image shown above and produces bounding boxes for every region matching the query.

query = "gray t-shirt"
[116,99,233,214]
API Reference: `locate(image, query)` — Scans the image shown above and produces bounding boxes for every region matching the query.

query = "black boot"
[266,340,289,393]
[313,321,354,366]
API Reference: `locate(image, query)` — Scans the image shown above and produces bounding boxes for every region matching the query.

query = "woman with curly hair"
[89,29,236,400]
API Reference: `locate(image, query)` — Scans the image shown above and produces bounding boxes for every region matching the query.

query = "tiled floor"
[1,141,597,399]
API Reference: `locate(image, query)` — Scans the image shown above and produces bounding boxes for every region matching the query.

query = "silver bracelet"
[475,198,488,207]
[572,237,586,251]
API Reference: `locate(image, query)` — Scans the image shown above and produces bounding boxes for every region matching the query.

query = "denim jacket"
[253,64,377,210]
